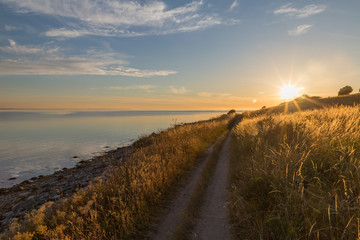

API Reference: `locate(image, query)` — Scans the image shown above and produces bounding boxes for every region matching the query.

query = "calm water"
[0,110,227,188]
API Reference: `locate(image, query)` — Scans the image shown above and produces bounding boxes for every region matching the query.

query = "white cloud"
[4,24,21,31]
[2,0,224,38]
[198,92,213,97]
[170,86,189,95]
[107,66,177,77]
[274,4,325,18]
[0,40,176,76]
[288,24,313,36]
[109,85,156,92]
[0,56,177,77]
[198,92,234,99]
[45,28,90,38]
[0,39,43,54]
[229,0,238,11]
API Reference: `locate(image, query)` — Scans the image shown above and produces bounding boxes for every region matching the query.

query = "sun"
[280,84,303,100]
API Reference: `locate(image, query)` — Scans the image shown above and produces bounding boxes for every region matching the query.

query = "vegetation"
[338,85,353,96]
[229,105,360,239]
[245,93,360,117]
[172,131,228,240]
[1,113,233,240]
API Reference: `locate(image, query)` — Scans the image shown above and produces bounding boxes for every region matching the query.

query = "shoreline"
[0,145,133,232]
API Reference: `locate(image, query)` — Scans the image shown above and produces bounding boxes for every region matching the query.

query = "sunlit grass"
[1,113,234,239]
[229,105,360,239]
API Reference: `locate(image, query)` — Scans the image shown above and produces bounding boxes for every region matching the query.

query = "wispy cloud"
[2,0,225,38]
[45,28,90,38]
[109,85,156,92]
[274,4,325,18]
[198,92,213,97]
[0,39,59,55]
[198,92,233,98]
[229,0,239,11]
[288,24,313,36]
[0,57,177,76]
[0,41,176,76]
[4,24,21,31]
[0,39,43,54]
[170,86,189,95]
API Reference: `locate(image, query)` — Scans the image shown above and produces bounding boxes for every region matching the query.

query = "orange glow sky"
[0,1,359,110]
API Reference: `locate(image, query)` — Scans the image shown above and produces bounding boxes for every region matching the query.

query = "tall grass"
[1,114,233,240]
[229,106,360,239]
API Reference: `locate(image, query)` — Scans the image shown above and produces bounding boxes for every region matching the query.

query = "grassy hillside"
[246,93,360,117]
[1,113,234,239]
[229,105,360,239]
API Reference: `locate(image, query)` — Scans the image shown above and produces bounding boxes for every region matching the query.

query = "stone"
[2,211,14,219]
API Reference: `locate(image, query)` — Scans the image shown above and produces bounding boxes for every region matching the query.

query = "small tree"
[338,85,353,96]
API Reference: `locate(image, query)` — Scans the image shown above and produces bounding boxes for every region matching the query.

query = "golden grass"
[229,105,360,239]
[246,93,360,117]
[1,114,233,240]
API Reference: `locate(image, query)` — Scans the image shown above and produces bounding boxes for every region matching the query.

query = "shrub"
[227,109,236,114]
[338,85,353,95]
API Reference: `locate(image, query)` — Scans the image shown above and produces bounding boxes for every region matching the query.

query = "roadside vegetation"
[229,105,360,239]
[172,130,228,240]
[1,113,233,239]
[246,92,360,117]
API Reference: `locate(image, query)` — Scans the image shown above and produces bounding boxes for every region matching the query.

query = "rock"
[0,144,132,232]
[20,180,31,185]
[49,195,61,201]
[57,175,65,180]
[26,196,36,201]
[2,211,14,219]
[18,191,31,198]
[8,177,17,180]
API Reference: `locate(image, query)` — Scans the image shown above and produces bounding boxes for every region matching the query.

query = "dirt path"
[147,143,216,240]
[192,132,232,240]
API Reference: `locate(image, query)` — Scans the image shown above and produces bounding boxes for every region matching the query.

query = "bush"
[338,85,353,95]
[227,109,236,114]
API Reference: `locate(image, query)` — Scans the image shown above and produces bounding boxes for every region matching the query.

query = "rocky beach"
[0,145,133,232]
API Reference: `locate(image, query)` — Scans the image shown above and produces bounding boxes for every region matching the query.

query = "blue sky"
[0,0,359,110]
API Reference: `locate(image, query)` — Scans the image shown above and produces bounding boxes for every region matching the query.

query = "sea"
[0,110,228,188]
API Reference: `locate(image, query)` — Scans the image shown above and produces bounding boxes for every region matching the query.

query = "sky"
[0,0,359,110]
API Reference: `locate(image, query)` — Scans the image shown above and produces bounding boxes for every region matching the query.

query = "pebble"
[0,145,132,233]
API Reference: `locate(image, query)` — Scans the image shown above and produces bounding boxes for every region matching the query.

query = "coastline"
[0,145,133,232]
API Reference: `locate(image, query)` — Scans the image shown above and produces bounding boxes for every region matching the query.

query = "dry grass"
[1,114,233,240]
[229,105,360,239]
[246,93,360,117]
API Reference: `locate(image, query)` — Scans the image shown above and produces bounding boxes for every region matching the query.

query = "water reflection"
[0,110,227,187]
